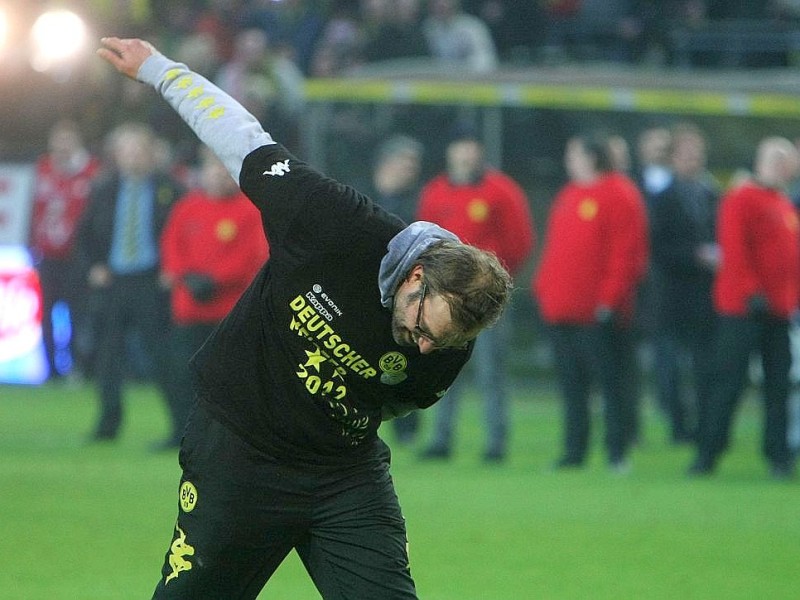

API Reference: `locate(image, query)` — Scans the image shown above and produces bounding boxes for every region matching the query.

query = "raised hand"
[96,37,159,79]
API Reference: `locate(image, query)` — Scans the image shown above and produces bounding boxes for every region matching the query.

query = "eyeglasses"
[413,282,467,350]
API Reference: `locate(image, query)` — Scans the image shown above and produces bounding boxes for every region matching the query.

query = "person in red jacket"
[158,147,269,449]
[689,136,800,479]
[28,119,102,380]
[533,131,649,472]
[417,124,535,461]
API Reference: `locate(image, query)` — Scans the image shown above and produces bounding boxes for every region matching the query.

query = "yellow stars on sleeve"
[161,69,225,120]
[175,76,194,90]
[192,97,226,119]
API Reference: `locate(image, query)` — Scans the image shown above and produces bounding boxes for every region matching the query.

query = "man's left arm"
[97,38,274,185]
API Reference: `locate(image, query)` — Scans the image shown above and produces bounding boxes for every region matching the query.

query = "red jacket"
[714,181,800,319]
[533,172,649,325]
[160,189,268,325]
[416,169,535,276]
[29,154,102,259]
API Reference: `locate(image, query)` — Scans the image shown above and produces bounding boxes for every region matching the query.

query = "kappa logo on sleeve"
[263,160,291,177]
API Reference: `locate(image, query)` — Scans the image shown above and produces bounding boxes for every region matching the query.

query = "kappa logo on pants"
[165,523,195,585]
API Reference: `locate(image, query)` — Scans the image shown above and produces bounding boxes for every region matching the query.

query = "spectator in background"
[533,132,648,472]
[462,1,545,62]
[572,0,645,63]
[174,31,222,79]
[635,126,673,209]
[689,136,800,479]
[608,133,632,173]
[423,0,499,73]
[649,122,720,444]
[417,124,535,461]
[85,0,152,33]
[775,0,800,22]
[539,0,583,63]
[607,131,645,445]
[28,119,103,381]
[309,0,365,76]
[361,0,429,63]
[216,28,306,145]
[368,134,425,224]
[75,122,184,443]
[159,146,268,450]
[367,134,426,443]
[243,0,329,76]
[631,125,672,369]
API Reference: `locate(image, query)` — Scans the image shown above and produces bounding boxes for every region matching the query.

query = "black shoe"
[687,456,715,476]
[394,430,417,446]
[769,461,795,480]
[552,457,583,471]
[89,431,117,443]
[149,438,181,453]
[483,449,506,463]
[609,458,631,475]
[420,446,451,460]
[671,429,695,445]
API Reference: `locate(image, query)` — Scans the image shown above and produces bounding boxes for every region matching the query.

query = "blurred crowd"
[5,0,800,160]
[82,0,800,73]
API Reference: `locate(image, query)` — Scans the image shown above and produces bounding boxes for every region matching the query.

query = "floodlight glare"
[0,9,8,54]
[30,9,88,72]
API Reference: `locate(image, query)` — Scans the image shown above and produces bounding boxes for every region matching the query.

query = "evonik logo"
[263,159,291,177]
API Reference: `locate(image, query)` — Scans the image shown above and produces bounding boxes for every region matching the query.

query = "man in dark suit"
[76,121,184,446]
[649,122,720,444]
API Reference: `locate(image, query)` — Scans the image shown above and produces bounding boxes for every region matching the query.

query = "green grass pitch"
[1,380,798,599]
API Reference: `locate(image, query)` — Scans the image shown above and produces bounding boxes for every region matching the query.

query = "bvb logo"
[785,211,799,232]
[467,199,489,223]
[216,218,237,242]
[578,198,599,221]
[180,481,198,513]
[379,352,408,385]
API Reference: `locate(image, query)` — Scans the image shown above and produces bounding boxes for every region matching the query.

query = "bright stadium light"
[0,8,8,55]
[29,9,88,73]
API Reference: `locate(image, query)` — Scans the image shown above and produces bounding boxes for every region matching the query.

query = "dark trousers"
[427,312,511,455]
[152,403,417,599]
[696,315,793,466]
[92,272,173,438]
[652,326,716,442]
[548,323,638,464]
[166,323,216,443]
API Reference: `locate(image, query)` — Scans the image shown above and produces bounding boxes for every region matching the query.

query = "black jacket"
[75,171,184,277]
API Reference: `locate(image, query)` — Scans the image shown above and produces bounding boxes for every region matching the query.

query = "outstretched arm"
[96,37,157,78]
[97,37,275,182]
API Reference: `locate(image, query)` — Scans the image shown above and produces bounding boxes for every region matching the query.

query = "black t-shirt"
[190,144,470,465]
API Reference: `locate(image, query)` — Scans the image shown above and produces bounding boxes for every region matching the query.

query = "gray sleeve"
[137,53,276,183]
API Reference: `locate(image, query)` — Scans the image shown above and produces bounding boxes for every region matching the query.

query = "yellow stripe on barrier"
[303,78,800,119]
